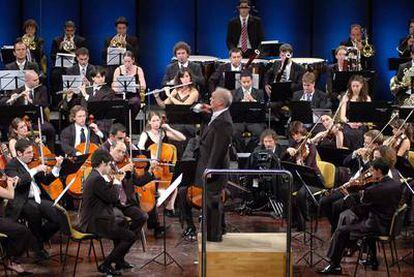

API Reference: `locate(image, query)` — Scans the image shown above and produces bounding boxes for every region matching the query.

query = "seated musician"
[232,70,265,153]
[66,47,96,86]
[310,115,344,149]
[292,71,331,109]
[0,176,33,275]
[326,45,347,99]
[5,139,63,262]
[392,47,414,105]
[397,19,414,58]
[320,130,384,234]
[281,121,322,230]
[384,118,412,158]
[264,43,305,97]
[80,67,116,103]
[112,51,144,117]
[5,70,56,151]
[78,149,137,276]
[339,23,371,70]
[208,47,243,92]
[155,68,199,108]
[318,157,401,275]
[103,16,139,64]
[101,123,137,153]
[8,117,34,157]
[339,75,371,150]
[21,19,46,74]
[137,111,185,222]
[161,41,205,89]
[5,38,41,76]
[109,140,155,239]
[60,105,104,156]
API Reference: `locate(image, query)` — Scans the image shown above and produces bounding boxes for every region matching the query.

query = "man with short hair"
[6,39,41,75]
[66,47,96,85]
[209,48,243,92]
[292,72,331,109]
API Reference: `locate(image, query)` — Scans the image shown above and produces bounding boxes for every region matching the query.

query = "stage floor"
[6,211,414,276]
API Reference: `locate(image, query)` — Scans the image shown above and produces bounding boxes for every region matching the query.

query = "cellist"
[60,105,104,156]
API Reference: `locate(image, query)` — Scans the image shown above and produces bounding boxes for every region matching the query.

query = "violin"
[333,170,379,195]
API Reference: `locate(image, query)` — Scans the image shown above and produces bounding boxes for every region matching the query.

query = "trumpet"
[110,34,126,48]
[22,34,37,51]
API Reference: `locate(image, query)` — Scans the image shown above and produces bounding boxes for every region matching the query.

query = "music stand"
[229,102,266,123]
[290,101,313,124]
[106,47,126,66]
[55,53,76,68]
[270,82,292,102]
[224,71,241,90]
[0,45,14,65]
[164,105,203,125]
[259,40,282,58]
[140,175,184,271]
[332,70,376,96]
[0,105,39,125]
[113,76,137,99]
[317,146,352,168]
[388,57,412,71]
[61,75,82,94]
[347,101,392,124]
[0,70,25,91]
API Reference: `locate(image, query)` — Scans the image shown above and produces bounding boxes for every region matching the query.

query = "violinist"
[311,115,344,148]
[60,105,104,156]
[109,141,155,238]
[78,149,136,276]
[0,175,33,275]
[384,119,412,158]
[5,139,63,263]
[319,158,401,275]
[101,123,137,153]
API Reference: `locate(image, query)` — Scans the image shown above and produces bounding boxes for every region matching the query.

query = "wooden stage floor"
[5,211,414,276]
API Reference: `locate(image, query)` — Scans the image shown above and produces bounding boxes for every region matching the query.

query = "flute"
[6,84,42,104]
[56,83,108,94]
[145,82,193,96]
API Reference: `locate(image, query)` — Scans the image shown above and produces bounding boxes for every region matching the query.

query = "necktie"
[80,128,86,143]
[81,67,86,77]
[306,93,312,102]
[241,18,248,53]
[29,89,34,100]
[118,184,127,206]
[93,87,98,97]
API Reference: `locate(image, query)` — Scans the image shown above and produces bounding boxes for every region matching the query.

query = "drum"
[187,55,218,81]
[269,57,327,79]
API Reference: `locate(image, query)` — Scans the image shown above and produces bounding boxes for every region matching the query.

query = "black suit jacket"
[194,109,233,191]
[226,16,264,50]
[292,89,332,109]
[398,36,413,58]
[60,124,102,156]
[5,60,40,75]
[78,169,119,234]
[5,157,58,220]
[79,85,117,107]
[208,63,244,92]
[232,87,265,103]
[264,61,305,93]
[65,63,96,83]
[11,85,49,107]
[102,35,139,64]
[27,36,46,64]
[118,171,154,207]
[161,61,205,88]
[51,35,87,63]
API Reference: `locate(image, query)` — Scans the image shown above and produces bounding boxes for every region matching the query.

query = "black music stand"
[332,70,376,96]
[270,82,292,103]
[281,161,327,267]
[224,71,241,90]
[0,105,39,125]
[259,41,282,58]
[0,46,14,65]
[290,101,313,124]
[317,146,352,168]
[347,101,393,125]
[229,102,266,123]
[113,76,137,99]
[87,100,129,124]
[388,57,412,71]
[164,105,203,125]
[396,156,414,178]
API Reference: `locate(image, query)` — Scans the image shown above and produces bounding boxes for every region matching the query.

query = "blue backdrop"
[0,0,413,100]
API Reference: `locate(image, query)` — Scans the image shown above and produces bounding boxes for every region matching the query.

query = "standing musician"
[5,139,63,262]
[5,38,41,76]
[161,41,205,89]
[397,19,414,58]
[264,43,305,97]
[208,48,243,92]
[226,0,264,58]
[78,149,136,276]
[292,72,332,109]
[103,16,139,64]
[326,45,348,99]
[311,115,344,149]
[232,70,265,153]
[318,158,401,275]
[66,47,96,86]
[179,88,234,241]
[60,105,104,156]
[0,175,33,275]
[21,19,47,74]
[384,118,412,158]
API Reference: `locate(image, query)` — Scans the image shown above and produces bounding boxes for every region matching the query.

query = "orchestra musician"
[318,158,401,275]
[161,41,205,89]
[393,46,414,105]
[60,105,104,156]
[5,38,41,76]
[66,47,96,86]
[226,0,264,58]
[103,16,139,64]
[8,117,32,158]
[311,115,344,149]
[78,149,136,276]
[21,19,46,74]
[232,70,265,153]
[397,19,414,58]
[384,118,412,158]
[100,123,137,153]
[5,139,63,262]
[0,175,33,275]
[292,72,332,109]
[208,48,243,92]
[339,23,372,70]
[179,88,234,241]
[326,45,348,100]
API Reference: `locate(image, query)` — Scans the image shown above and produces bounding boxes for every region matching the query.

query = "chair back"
[54,204,74,236]
[317,160,336,189]
[388,204,407,238]
[408,151,414,167]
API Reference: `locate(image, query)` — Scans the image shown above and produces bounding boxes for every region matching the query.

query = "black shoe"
[359,259,379,270]
[115,260,135,270]
[154,225,170,239]
[317,264,342,275]
[98,263,122,276]
[182,226,196,237]
[165,209,177,218]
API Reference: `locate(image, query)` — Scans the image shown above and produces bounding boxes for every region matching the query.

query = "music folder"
[270,82,292,102]
[0,45,14,65]
[347,101,392,123]
[165,105,203,125]
[224,71,241,90]
[87,100,129,122]
[259,40,282,57]
[229,102,266,123]
[0,105,39,125]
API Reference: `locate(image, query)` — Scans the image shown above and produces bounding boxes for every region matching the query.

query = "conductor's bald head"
[210,87,233,112]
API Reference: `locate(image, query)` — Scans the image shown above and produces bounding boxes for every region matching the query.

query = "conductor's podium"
[198,233,292,277]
